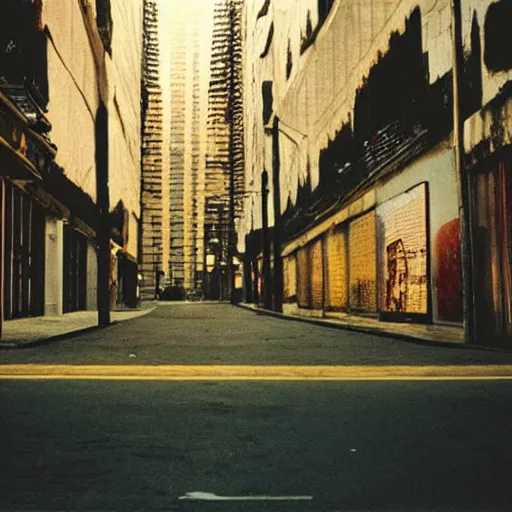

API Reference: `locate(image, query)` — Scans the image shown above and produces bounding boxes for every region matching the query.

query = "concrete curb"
[236,303,511,354]
[0,307,157,350]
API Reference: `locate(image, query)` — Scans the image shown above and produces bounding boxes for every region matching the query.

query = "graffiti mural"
[377,183,429,319]
[386,239,408,312]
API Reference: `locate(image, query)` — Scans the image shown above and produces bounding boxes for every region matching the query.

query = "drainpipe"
[451,0,476,344]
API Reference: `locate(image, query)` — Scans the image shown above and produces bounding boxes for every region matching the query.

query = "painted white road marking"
[178,491,313,501]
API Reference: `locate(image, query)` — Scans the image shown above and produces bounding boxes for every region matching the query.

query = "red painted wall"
[435,219,463,322]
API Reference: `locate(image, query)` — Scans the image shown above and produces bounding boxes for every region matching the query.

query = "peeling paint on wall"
[462,12,483,120]
[483,0,512,72]
[281,5,454,244]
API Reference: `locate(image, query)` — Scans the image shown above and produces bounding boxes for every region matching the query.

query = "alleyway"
[1,303,511,367]
[1,304,512,511]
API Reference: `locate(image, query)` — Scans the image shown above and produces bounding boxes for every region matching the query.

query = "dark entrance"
[2,181,45,319]
[63,224,87,313]
[472,158,512,345]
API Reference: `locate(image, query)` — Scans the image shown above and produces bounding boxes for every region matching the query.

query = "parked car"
[159,285,185,301]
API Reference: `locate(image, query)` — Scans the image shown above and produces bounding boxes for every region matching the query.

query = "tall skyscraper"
[167,0,214,292]
[204,0,245,298]
[140,0,243,299]
[140,0,167,299]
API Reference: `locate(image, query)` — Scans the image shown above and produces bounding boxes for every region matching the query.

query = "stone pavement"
[0,304,156,348]
[239,302,465,347]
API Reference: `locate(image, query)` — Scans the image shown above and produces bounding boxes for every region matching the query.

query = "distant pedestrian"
[136,273,142,306]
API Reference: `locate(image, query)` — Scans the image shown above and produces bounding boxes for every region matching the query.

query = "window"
[262,81,273,124]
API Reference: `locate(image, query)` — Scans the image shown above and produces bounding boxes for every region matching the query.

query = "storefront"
[62,223,87,313]
[465,85,512,347]
[2,181,46,319]
[471,153,512,345]
[0,90,55,326]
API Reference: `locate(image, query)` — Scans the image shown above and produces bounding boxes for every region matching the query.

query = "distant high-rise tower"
[204,0,244,297]
[167,0,213,292]
[140,0,167,299]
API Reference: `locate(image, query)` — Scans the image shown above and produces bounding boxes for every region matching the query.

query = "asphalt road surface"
[1,303,512,511]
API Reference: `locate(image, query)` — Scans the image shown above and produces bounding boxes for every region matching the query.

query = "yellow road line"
[1,375,512,381]
[0,364,512,380]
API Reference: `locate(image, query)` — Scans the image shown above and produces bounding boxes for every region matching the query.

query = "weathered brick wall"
[325,227,348,310]
[349,211,377,312]
[296,246,311,308]
[310,239,324,310]
[283,254,297,300]
[376,183,428,314]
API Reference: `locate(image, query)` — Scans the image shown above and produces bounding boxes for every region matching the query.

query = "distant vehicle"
[159,285,185,301]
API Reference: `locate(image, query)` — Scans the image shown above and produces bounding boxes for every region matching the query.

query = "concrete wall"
[87,241,98,311]
[42,0,100,202]
[43,0,142,222]
[44,217,63,316]
[108,0,143,261]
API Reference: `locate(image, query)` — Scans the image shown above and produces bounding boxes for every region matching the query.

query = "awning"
[0,89,55,182]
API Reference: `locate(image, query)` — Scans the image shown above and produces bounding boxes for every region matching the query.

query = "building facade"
[240,0,511,347]
[462,0,512,345]
[0,0,142,332]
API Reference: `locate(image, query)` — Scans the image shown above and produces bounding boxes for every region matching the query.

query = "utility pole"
[272,116,283,312]
[96,101,111,327]
[451,0,475,344]
[261,169,272,310]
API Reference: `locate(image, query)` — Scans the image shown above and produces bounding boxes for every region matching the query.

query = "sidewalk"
[238,303,465,347]
[0,304,156,348]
